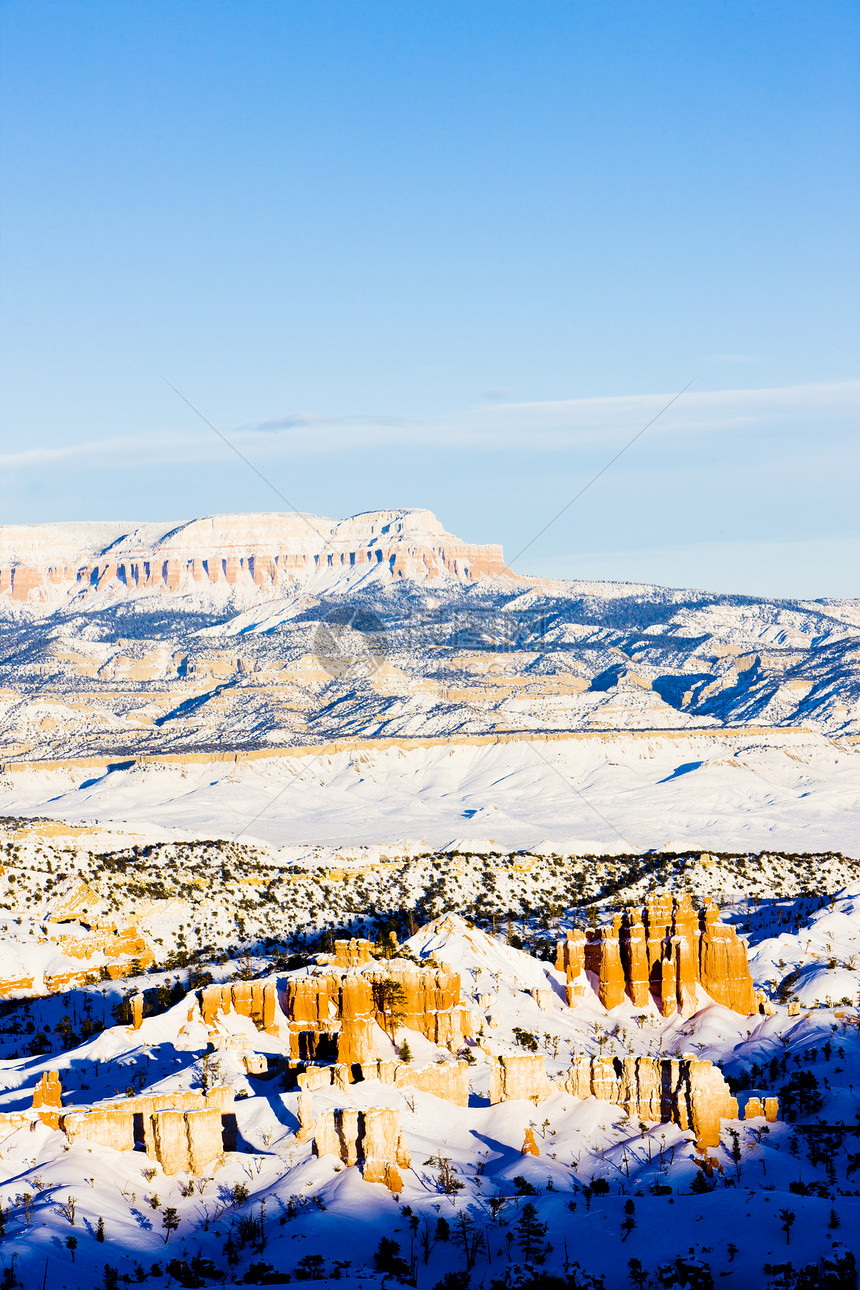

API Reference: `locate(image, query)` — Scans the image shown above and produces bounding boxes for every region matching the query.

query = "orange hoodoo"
[556,894,757,1017]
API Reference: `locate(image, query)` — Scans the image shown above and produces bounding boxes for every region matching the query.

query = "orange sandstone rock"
[560,894,757,1018]
[560,1055,740,1149]
[334,938,373,968]
[488,1053,550,1105]
[312,1106,410,1191]
[521,1128,539,1156]
[131,993,145,1030]
[32,1071,63,1126]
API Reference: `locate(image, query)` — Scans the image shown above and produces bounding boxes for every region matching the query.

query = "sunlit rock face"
[0,510,514,610]
[557,895,757,1017]
[561,1055,741,1149]
[312,1106,411,1191]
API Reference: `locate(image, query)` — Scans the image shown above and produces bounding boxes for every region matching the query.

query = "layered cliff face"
[312,1106,411,1191]
[484,1051,755,1148]
[561,1055,740,1149]
[59,1084,234,1174]
[0,509,513,610]
[199,963,472,1065]
[556,895,757,1017]
[280,964,471,1064]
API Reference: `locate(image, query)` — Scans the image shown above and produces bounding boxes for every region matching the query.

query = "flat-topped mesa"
[0,509,517,609]
[313,1106,410,1192]
[556,894,757,1017]
[561,1055,745,1149]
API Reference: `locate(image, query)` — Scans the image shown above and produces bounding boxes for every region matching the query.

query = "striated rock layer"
[59,1087,234,1173]
[484,1049,767,1148]
[313,1106,411,1191]
[556,894,757,1017]
[0,509,515,610]
[561,1055,742,1149]
[282,965,472,1064]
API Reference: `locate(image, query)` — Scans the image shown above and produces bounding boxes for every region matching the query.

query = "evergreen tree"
[622,1198,636,1241]
[516,1201,549,1264]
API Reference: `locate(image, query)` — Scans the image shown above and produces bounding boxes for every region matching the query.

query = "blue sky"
[1,1,858,597]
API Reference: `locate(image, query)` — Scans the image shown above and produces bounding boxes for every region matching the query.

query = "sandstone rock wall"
[488,1053,551,1105]
[557,895,757,1017]
[282,965,471,1064]
[560,1055,742,1148]
[312,1106,410,1191]
[297,1059,470,1106]
[151,1106,224,1175]
[334,938,372,968]
[0,922,154,1000]
[61,1086,234,1171]
[200,981,279,1034]
[62,1106,136,1153]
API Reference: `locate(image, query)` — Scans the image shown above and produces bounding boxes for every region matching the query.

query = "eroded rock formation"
[488,1053,551,1105]
[297,1059,470,1107]
[282,965,471,1065]
[32,1070,63,1127]
[0,510,515,609]
[150,1107,225,1175]
[521,1128,539,1156]
[561,1055,741,1148]
[333,938,373,968]
[0,922,155,1000]
[557,895,757,1017]
[312,1106,410,1191]
[200,980,279,1034]
[744,1096,779,1122]
[60,1086,234,1173]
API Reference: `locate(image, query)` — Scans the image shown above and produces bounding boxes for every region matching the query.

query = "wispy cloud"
[0,380,857,472]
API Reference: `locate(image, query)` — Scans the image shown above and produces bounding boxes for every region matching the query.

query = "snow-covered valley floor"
[1,729,858,858]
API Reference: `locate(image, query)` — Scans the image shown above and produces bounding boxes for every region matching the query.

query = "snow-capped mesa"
[0,508,515,612]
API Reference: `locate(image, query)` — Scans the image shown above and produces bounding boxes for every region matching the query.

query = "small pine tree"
[399,1040,413,1063]
[628,1258,647,1289]
[829,1207,840,1230]
[161,1207,180,1245]
[96,1216,105,1242]
[65,1235,78,1263]
[517,1201,549,1264]
[779,1208,796,1245]
[621,1198,636,1242]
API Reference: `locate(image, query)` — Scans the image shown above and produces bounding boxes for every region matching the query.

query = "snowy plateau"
[0,508,856,1290]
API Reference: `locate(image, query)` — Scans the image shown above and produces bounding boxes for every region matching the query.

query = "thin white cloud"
[0,380,857,471]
